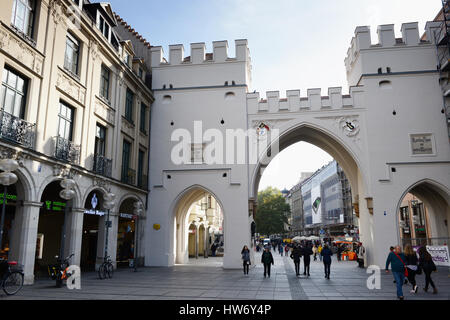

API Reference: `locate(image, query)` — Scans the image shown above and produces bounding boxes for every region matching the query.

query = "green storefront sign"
[0,193,17,205]
[45,200,66,212]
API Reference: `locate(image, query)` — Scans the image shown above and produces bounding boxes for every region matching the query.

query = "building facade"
[299,161,355,237]
[0,0,152,284]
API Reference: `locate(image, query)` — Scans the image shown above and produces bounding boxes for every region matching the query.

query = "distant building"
[286,161,355,238]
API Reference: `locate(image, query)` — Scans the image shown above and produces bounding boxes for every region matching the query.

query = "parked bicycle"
[98,256,113,280]
[48,253,74,288]
[0,258,24,295]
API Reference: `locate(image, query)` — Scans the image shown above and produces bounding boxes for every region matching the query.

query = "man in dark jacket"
[290,245,302,276]
[302,244,313,276]
[385,245,407,300]
[321,244,333,279]
[261,247,274,278]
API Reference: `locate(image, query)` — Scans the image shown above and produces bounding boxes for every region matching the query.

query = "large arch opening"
[250,122,367,255]
[172,186,224,266]
[397,180,450,247]
[35,180,75,275]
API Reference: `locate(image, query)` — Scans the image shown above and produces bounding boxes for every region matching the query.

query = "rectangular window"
[99,65,110,101]
[125,88,134,123]
[98,15,110,40]
[138,149,145,186]
[140,103,147,133]
[64,33,80,76]
[121,140,131,182]
[58,101,74,141]
[95,124,106,156]
[1,67,28,118]
[11,0,35,37]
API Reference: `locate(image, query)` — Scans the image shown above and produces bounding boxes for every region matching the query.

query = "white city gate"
[146,22,450,269]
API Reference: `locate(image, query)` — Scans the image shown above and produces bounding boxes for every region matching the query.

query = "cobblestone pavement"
[2,251,449,300]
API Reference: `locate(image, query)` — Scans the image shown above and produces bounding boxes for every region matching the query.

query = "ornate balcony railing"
[121,167,136,186]
[137,174,148,190]
[54,136,80,165]
[93,154,112,178]
[0,110,36,149]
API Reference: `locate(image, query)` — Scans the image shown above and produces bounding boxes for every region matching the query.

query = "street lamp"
[0,158,19,254]
[133,201,143,272]
[102,192,116,263]
[59,178,76,260]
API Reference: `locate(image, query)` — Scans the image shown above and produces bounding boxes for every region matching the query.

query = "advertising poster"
[311,177,322,225]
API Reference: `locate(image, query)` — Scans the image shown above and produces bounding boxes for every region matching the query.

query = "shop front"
[36,180,68,275]
[117,198,138,268]
[0,185,18,260]
[81,191,105,271]
[116,213,135,268]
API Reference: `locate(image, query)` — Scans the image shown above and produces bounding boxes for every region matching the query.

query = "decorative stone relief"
[56,68,86,105]
[0,25,44,76]
[315,115,362,148]
[121,117,135,137]
[94,98,116,126]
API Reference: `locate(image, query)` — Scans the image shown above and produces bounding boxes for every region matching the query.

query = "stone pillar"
[9,201,42,285]
[65,207,84,267]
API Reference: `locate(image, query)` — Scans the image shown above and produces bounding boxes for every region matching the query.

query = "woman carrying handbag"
[404,244,419,294]
[418,246,438,294]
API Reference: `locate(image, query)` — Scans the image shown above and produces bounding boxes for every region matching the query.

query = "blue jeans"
[392,271,405,298]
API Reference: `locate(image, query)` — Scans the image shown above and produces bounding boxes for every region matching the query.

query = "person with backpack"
[241,245,251,275]
[290,244,302,276]
[302,244,313,276]
[404,244,419,294]
[321,244,333,279]
[385,245,407,300]
[418,246,438,294]
[261,247,274,278]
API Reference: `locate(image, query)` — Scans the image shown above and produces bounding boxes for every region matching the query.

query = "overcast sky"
[107,0,442,191]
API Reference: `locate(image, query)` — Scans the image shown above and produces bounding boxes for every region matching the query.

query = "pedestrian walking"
[302,244,313,276]
[312,245,318,261]
[336,244,342,262]
[211,243,217,257]
[261,247,274,278]
[385,245,408,300]
[404,244,418,294]
[321,244,333,279]
[290,244,302,276]
[418,246,438,294]
[357,242,365,268]
[318,244,323,262]
[278,243,283,256]
[241,245,251,275]
[284,244,290,257]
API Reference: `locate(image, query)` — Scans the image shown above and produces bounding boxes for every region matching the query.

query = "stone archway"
[250,122,370,240]
[396,179,450,246]
[171,185,224,265]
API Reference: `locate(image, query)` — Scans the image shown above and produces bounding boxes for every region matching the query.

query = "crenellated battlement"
[344,21,442,73]
[247,86,364,114]
[151,39,250,68]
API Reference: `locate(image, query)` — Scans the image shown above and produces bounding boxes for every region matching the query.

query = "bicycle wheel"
[106,263,113,279]
[98,264,106,280]
[2,271,24,295]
